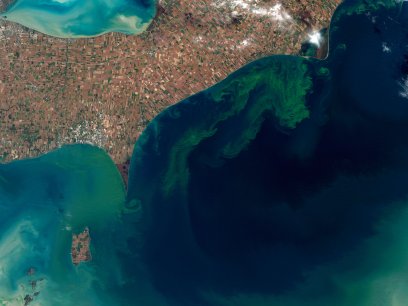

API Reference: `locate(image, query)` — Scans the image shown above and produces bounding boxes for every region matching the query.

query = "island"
[71,227,92,265]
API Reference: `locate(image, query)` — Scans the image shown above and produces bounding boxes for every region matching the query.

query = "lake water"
[2,0,408,305]
[0,0,156,37]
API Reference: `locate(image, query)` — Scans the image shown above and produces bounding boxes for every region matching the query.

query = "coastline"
[0,0,341,167]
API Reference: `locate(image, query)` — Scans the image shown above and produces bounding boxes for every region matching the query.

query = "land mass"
[0,0,341,181]
[71,227,92,265]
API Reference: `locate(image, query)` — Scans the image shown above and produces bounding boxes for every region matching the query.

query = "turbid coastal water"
[0,0,156,37]
[2,0,408,305]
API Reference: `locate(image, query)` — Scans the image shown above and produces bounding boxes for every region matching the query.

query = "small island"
[71,227,92,265]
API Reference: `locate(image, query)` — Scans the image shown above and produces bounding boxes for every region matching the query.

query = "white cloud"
[308,31,322,47]
[382,42,391,53]
[213,0,292,23]
[399,77,408,99]
[241,38,250,46]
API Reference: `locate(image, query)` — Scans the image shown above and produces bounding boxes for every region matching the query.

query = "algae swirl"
[2,0,408,305]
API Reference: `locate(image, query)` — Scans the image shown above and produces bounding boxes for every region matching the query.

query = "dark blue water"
[126,1,408,305]
[3,0,408,305]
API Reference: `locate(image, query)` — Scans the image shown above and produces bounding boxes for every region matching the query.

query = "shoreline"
[0,0,341,166]
[116,160,130,189]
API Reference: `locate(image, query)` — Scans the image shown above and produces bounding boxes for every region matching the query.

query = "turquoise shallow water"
[0,0,156,37]
[0,145,127,305]
[3,0,408,305]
